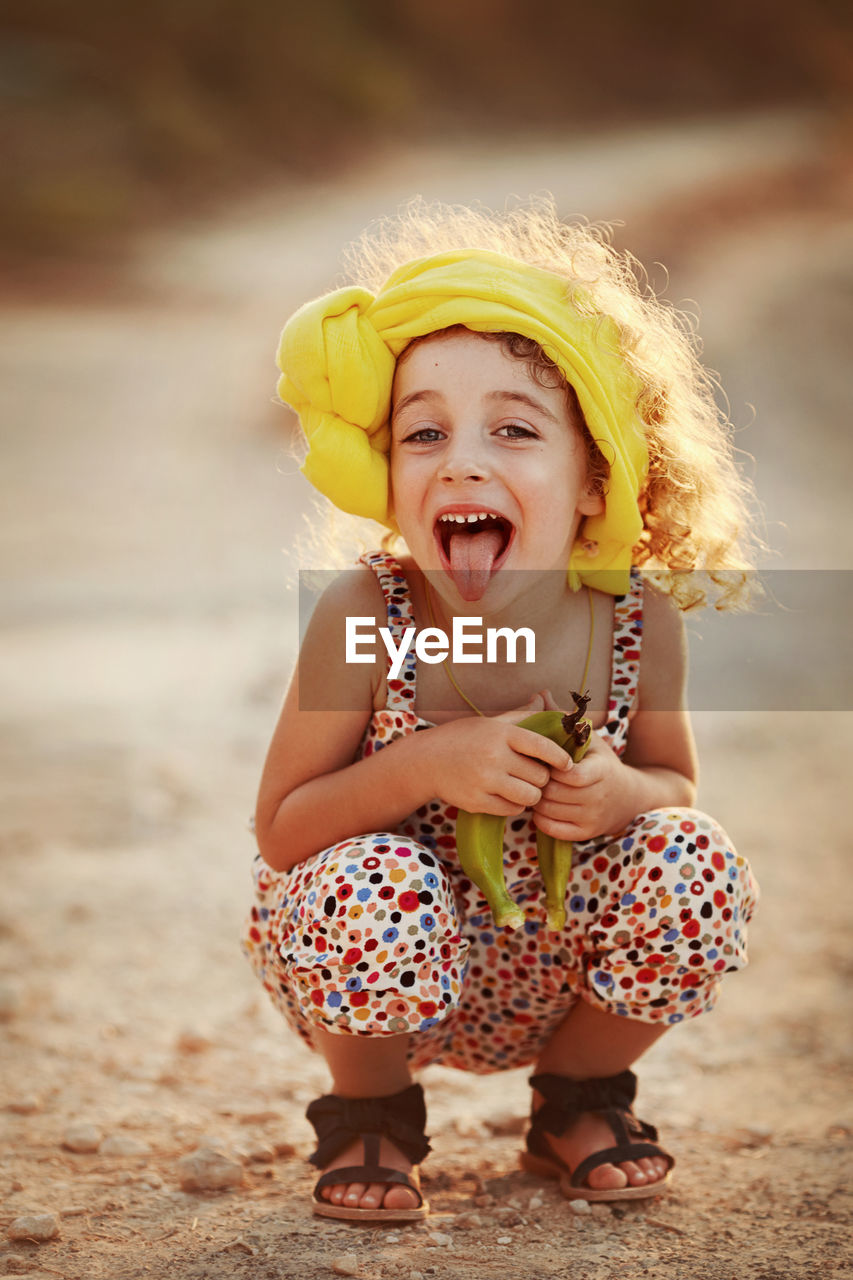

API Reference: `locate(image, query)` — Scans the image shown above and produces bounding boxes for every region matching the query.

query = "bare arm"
[255,569,571,872]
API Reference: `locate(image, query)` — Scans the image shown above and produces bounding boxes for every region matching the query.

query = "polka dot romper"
[242,552,759,1075]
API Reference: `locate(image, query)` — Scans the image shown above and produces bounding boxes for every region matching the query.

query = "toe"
[342,1181,368,1207]
[620,1160,648,1186]
[635,1156,668,1184]
[586,1162,629,1191]
[383,1181,420,1210]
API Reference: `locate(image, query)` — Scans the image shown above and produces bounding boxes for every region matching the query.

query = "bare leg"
[533,1001,670,1192]
[311,1027,421,1211]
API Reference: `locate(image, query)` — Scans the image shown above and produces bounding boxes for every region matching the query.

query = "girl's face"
[389,328,603,608]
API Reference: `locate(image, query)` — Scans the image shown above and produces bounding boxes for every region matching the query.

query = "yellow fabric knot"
[276,250,649,594]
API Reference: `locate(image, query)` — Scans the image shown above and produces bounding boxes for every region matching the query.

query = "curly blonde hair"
[335,196,763,611]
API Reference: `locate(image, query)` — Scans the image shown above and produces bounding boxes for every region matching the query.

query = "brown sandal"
[521,1070,674,1202]
[306,1083,431,1221]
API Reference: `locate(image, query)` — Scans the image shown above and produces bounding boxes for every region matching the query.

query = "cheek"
[388,457,425,526]
[388,451,406,502]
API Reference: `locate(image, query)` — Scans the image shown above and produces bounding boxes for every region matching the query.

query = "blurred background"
[1,6,852,1271]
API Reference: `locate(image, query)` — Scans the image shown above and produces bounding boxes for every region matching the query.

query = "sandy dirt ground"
[1,110,852,1279]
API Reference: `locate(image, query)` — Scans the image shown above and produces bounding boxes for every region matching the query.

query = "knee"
[285,833,461,959]
[280,834,469,1032]
[630,808,758,921]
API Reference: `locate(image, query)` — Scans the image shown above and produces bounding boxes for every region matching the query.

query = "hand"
[532,728,635,842]
[424,692,572,817]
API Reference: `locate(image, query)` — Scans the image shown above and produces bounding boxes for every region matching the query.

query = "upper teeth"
[438,511,497,523]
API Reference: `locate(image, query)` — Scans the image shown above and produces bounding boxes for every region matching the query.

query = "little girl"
[242,200,760,1222]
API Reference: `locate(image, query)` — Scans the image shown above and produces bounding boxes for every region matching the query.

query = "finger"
[558,760,602,787]
[535,795,583,821]
[539,777,574,802]
[478,793,533,818]
[534,814,589,840]
[501,776,544,808]
[509,758,552,790]
[511,727,571,771]
[540,688,562,711]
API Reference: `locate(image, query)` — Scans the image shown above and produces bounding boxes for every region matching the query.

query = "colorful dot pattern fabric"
[242,553,759,1074]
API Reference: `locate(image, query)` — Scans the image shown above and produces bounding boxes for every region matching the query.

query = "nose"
[439,434,490,484]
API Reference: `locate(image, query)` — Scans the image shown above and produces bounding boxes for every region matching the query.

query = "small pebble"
[453,1116,488,1138]
[177,1145,244,1191]
[528,1194,544,1210]
[486,1110,527,1136]
[63,1123,103,1153]
[237,1109,282,1125]
[100,1134,151,1157]
[568,1198,592,1215]
[497,1235,513,1244]
[453,1212,482,1229]
[244,1140,275,1163]
[427,1230,453,1246]
[6,1095,42,1115]
[176,1028,211,1054]
[7,1212,61,1243]
[331,1252,360,1276]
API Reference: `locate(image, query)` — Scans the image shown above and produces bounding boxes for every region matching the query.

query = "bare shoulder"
[641,578,687,645]
[308,560,387,626]
[299,561,387,709]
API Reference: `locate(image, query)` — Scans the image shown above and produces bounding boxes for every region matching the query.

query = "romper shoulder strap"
[603,567,643,744]
[358,551,418,713]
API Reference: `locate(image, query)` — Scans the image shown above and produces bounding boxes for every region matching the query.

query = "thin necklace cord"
[423,578,595,717]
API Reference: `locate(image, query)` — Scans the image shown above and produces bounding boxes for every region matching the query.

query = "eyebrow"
[485,390,560,422]
[392,390,438,419]
[392,388,560,423]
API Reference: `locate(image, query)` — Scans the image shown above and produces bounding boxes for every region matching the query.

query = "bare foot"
[318,1134,421,1211]
[532,1092,669,1192]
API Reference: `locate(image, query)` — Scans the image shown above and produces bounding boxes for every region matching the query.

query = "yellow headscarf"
[277,249,649,593]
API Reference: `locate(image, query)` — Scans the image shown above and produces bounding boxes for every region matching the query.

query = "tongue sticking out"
[447,528,505,602]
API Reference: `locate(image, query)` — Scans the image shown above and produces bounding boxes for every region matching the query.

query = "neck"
[424,567,580,642]
[420,566,595,719]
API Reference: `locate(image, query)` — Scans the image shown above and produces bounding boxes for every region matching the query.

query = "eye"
[496,421,539,440]
[400,425,444,444]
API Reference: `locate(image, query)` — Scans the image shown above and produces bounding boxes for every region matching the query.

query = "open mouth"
[434,510,514,601]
